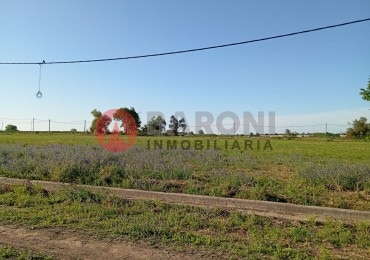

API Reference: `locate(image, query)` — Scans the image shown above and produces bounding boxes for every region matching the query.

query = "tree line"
[89,107,187,136]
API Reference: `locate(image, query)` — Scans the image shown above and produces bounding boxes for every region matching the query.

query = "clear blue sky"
[1,0,369,133]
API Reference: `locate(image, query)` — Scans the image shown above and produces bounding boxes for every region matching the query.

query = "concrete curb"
[1,177,369,222]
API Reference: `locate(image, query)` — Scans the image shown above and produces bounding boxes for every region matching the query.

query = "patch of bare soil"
[0,225,208,260]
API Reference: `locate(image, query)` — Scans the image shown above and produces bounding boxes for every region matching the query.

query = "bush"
[5,124,17,132]
[347,117,370,139]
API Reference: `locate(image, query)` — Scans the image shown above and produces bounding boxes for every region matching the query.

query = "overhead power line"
[0,18,369,65]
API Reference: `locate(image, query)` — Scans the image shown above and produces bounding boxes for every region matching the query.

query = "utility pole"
[49,119,51,132]
[84,120,86,132]
[32,118,34,132]
[325,123,327,139]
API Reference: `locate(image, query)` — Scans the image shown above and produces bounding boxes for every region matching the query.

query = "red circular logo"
[95,109,138,152]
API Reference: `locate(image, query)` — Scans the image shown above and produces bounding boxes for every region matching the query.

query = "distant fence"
[0,117,350,134]
[0,118,91,132]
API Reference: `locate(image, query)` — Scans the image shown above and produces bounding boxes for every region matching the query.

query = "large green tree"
[5,124,17,132]
[169,115,187,136]
[360,79,370,101]
[90,109,111,134]
[113,107,141,132]
[346,117,370,138]
[147,116,166,135]
[89,109,102,133]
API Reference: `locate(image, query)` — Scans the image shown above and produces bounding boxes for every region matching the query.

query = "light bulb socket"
[36,91,43,99]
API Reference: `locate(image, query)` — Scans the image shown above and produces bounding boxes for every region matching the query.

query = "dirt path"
[1,177,369,223]
[0,225,207,260]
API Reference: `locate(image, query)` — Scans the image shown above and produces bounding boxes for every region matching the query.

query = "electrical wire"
[0,18,369,65]
[51,120,87,124]
[328,123,350,126]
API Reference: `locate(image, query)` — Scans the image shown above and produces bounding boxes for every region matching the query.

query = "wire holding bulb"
[36,60,45,99]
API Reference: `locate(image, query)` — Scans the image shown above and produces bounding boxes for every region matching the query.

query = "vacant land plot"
[0,184,369,259]
[0,134,369,210]
[0,133,369,258]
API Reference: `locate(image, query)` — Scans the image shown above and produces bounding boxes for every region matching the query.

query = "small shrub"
[65,188,104,204]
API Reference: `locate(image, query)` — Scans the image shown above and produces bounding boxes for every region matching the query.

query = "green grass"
[0,133,369,210]
[0,132,95,145]
[1,133,368,258]
[0,184,369,259]
[1,133,369,162]
[0,245,53,259]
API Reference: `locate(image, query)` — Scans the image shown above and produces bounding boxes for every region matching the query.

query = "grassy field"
[1,133,369,162]
[0,133,369,210]
[0,184,369,259]
[0,133,369,258]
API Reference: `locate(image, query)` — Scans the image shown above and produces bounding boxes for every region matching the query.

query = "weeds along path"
[1,177,369,223]
[0,225,203,260]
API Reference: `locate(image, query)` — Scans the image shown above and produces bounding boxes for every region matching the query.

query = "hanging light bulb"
[36,90,43,99]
